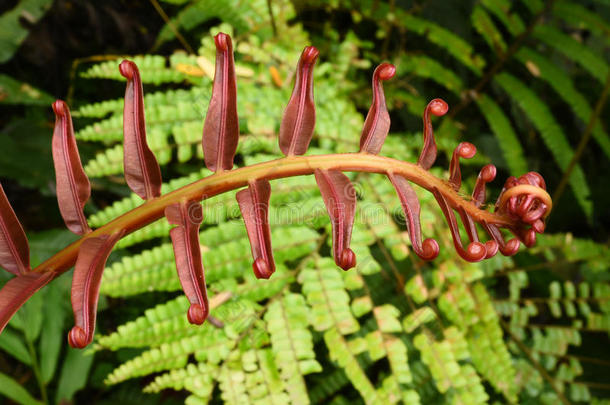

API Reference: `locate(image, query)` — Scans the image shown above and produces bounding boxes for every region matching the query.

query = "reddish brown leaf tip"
[52,100,66,115]
[449,142,476,190]
[483,222,520,256]
[70,231,123,348]
[377,63,396,80]
[472,164,496,207]
[301,46,320,64]
[279,46,319,156]
[52,100,91,236]
[315,170,357,269]
[421,239,440,260]
[466,242,487,261]
[166,200,209,325]
[484,241,499,258]
[429,98,449,116]
[359,63,396,155]
[253,257,273,279]
[0,183,30,275]
[214,32,229,51]
[418,98,448,169]
[202,32,239,172]
[505,239,521,254]
[236,180,276,279]
[118,60,135,79]
[339,248,356,271]
[119,60,162,200]
[188,303,208,325]
[480,164,497,183]
[68,326,88,349]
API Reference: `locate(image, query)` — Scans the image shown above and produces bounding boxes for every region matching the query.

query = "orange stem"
[32,153,551,276]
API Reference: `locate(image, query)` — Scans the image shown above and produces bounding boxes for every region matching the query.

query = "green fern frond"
[480,0,525,36]
[264,293,321,404]
[414,328,489,404]
[155,0,252,46]
[298,258,359,335]
[104,302,260,384]
[81,55,189,83]
[474,93,528,175]
[401,14,486,75]
[533,24,609,85]
[553,0,610,40]
[100,225,319,297]
[398,54,464,94]
[471,5,507,54]
[144,362,217,400]
[516,47,610,159]
[494,72,593,217]
[324,327,390,405]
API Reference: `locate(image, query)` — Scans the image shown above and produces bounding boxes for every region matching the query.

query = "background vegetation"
[0,0,609,404]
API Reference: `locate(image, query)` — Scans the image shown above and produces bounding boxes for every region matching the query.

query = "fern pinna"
[0,30,552,391]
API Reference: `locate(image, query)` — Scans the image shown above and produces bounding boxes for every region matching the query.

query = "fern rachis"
[0,33,552,404]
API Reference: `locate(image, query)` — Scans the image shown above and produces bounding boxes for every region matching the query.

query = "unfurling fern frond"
[0,18,558,403]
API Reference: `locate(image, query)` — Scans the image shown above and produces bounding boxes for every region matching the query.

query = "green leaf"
[0,0,53,63]
[0,74,54,105]
[21,288,44,343]
[0,328,31,365]
[471,5,507,53]
[494,73,593,218]
[474,93,528,175]
[0,372,42,405]
[516,47,610,160]
[533,24,609,85]
[0,114,55,189]
[54,347,95,404]
[39,285,66,383]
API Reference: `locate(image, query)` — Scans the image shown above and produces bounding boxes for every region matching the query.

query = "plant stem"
[148,0,194,54]
[32,153,551,278]
[25,335,48,405]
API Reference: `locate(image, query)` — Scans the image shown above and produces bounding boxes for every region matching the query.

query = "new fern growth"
[0,33,551,350]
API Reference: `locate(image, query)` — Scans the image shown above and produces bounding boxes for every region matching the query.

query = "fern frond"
[81,55,189,83]
[264,293,321,404]
[298,258,359,335]
[104,301,260,384]
[324,327,390,405]
[494,72,592,217]
[474,93,528,175]
[480,0,525,35]
[414,328,489,403]
[516,47,610,159]
[100,226,319,297]
[553,0,610,40]
[401,14,486,75]
[144,361,218,400]
[533,25,609,85]
[471,5,507,54]
[398,55,464,94]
